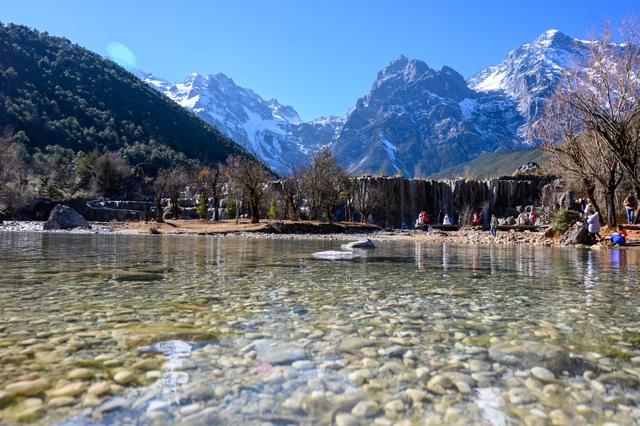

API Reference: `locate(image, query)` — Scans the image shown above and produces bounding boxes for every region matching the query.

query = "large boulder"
[43,204,91,230]
[559,223,591,245]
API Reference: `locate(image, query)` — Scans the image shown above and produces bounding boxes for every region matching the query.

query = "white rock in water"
[312,251,359,260]
[341,239,375,250]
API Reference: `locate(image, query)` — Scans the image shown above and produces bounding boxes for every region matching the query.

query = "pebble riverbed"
[0,232,639,425]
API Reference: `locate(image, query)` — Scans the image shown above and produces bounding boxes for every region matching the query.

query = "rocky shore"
[2,219,639,249]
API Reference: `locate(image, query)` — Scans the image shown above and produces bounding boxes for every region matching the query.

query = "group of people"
[516,210,538,226]
[414,210,454,227]
[578,192,637,225]
[581,202,630,246]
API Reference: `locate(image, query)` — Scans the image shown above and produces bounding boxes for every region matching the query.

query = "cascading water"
[351,176,548,228]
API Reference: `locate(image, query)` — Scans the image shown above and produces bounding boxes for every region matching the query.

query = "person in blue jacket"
[610,228,626,246]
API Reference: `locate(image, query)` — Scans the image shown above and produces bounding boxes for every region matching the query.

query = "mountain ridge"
[134,28,597,177]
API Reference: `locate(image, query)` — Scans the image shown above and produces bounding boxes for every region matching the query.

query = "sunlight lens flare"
[107,41,137,68]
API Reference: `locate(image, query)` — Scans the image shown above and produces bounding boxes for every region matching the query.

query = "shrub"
[552,209,581,233]
[196,192,208,219]
[267,199,280,220]
[224,195,238,219]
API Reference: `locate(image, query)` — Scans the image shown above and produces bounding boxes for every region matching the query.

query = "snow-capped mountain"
[332,56,523,177]
[135,29,601,177]
[137,71,343,175]
[469,29,592,123]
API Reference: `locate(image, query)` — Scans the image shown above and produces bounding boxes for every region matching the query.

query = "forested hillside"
[0,23,246,173]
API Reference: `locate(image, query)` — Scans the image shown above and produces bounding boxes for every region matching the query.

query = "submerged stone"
[5,378,49,397]
[253,339,305,365]
[339,337,377,353]
[311,250,360,260]
[489,341,573,373]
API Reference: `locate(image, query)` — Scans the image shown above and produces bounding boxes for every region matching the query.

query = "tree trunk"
[584,183,602,217]
[604,187,617,227]
[287,197,298,221]
[171,198,180,219]
[155,196,164,223]
[634,184,640,225]
[361,209,368,224]
[250,198,260,223]
[213,196,219,221]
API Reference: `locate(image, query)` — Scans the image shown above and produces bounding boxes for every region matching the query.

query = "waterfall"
[352,176,549,228]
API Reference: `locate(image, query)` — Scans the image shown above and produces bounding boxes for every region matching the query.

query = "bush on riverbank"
[553,209,581,233]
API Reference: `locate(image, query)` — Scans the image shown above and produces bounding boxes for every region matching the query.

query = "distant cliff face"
[332,56,523,177]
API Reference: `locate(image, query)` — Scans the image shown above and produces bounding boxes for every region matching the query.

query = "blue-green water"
[0,232,639,425]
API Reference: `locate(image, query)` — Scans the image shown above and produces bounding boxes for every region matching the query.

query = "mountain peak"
[379,55,410,78]
[538,29,560,40]
[376,56,433,85]
[532,29,574,49]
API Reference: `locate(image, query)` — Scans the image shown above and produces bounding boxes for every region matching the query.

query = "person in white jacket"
[587,211,601,242]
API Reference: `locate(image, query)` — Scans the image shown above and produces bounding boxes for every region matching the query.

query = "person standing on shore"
[583,203,594,220]
[623,192,638,224]
[587,211,601,243]
[490,215,498,237]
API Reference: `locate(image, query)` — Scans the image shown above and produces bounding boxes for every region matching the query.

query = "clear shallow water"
[0,232,639,425]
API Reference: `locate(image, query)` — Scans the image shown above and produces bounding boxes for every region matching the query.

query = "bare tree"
[195,165,225,221]
[153,170,168,223]
[154,167,190,222]
[534,99,623,224]
[301,148,349,222]
[274,169,302,221]
[553,21,640,222]
[208,166,225,221]
[221,155,270,223]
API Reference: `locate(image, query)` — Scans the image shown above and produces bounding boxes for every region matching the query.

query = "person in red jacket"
[422,211,430,224]
[472,212,481,226]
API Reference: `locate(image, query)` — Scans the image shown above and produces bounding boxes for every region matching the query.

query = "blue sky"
[2,1,638,120]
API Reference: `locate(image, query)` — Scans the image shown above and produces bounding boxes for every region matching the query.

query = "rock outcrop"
[559,223,592,245]
[341,239,375,250]
[43,205,91,230]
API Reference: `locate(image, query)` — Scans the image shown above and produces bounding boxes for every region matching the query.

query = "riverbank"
[3,219,639,248]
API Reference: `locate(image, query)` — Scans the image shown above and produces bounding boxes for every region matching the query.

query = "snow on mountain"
[468,29,592,122]
[139,72,342,175]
